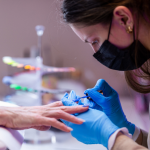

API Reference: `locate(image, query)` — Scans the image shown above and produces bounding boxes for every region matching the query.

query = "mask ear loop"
[107,16,135,41]
[133,26,138,68]
[107,15,113,41]
[133,27,135,41]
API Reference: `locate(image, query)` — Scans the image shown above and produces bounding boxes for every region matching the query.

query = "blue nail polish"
[83,104,89,107]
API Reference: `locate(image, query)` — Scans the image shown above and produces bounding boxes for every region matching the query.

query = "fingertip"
[67,127,73,132]
[81,105,89,112]
[69,90,73,96]
[77,104,89,108]
[61,125,73,133]
[82,104,89,107]
[69,90,75,94]
[64,92,69,98]
[86,89,94,95]
[88,89,100,95]
[96,79,105,85]
[93,79,106,90]
[86,90,104,101]
[68,90,77,100]
[84,89,90,94]
[78,118,86,123]
[71,116,86,124]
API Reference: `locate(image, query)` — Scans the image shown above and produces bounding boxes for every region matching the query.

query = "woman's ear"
[113,6,134,30]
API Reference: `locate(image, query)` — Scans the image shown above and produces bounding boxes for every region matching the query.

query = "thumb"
[91,79,114,97]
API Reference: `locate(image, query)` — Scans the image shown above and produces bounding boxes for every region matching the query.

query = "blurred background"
[0,1,149,150]
[0,0,130,97]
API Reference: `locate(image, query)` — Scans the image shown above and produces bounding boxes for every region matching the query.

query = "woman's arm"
[136,129,143,145]
[0,101,88,131]
[112,132,148,150]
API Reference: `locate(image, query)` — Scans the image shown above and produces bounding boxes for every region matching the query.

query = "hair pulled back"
[61,0,150,94]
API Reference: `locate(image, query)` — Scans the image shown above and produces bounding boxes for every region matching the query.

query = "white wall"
[0,0,133,97]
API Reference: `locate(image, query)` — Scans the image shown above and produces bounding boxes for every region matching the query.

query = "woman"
[59,0,150,150]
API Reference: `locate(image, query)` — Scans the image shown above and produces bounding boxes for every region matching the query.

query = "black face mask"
[93,20,150,71]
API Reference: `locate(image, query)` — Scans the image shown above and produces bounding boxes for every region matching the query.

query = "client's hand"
[61,91,119,148]
[0,101,88,132]
[83,79,135,135]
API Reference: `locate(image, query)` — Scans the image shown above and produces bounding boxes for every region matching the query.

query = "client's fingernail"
[68,127,73,131]
[78,118,85,122]
[83,104,89,107]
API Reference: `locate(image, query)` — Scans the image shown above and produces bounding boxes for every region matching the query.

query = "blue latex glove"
[84,79,135,135]
[61,90,119,148]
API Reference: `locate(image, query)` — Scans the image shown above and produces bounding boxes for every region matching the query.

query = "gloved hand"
[61,91,119,148]
[83,79,135,135]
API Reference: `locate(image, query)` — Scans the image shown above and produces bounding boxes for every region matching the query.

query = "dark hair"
[61,0,150,93]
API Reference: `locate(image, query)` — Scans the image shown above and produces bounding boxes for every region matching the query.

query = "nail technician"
[60,0,150,150]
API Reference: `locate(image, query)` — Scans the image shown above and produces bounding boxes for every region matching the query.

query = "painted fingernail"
[68,127,73,131]
[83,104,89,107]
[78,118,85,122]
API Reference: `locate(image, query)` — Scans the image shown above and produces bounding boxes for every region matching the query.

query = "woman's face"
[70,21,133,53]
[69,6,135,53]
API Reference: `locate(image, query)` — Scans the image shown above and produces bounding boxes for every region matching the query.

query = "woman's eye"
[92,40,98,45]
